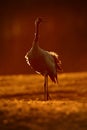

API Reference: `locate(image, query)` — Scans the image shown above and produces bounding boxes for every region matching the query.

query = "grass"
[0,72,87,130]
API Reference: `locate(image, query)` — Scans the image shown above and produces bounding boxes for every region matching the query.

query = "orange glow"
[0,2,87,74]
[45,19,55,33]
[12,20,21,37]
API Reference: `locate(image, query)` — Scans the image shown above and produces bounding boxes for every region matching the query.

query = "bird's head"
[35,17,42,25]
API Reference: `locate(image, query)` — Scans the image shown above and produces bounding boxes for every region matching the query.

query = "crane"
[25,17,62,101]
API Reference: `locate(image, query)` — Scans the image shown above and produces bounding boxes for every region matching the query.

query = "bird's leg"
[44,75,47,101]
[44,75,51,101]
[46,75,51,100]
[46,75,49,100]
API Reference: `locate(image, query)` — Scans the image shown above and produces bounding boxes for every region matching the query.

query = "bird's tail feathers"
[49,74,58,84]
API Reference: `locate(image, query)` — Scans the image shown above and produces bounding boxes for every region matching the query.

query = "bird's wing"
[25,52,31,66]
[49,51,63,72]
[39,50,59,83]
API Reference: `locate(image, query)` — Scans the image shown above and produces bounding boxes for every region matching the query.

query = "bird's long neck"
[32,23,39,47]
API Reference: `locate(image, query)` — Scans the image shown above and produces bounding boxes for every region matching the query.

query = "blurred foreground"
[0,72,87,130]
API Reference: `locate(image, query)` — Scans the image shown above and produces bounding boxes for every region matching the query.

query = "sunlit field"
[0,72,87,130]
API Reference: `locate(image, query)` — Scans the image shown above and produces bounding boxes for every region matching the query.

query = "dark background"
[0,0,87,75]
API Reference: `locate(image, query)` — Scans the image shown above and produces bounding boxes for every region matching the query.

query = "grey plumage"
[25,17,62,100]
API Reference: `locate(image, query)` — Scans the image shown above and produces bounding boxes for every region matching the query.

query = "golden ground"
[0,72,87,130]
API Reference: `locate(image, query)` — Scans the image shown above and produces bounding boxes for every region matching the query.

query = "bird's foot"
[44,93,51,101]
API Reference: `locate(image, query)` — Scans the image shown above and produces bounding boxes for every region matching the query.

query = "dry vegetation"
[0,72,87,130]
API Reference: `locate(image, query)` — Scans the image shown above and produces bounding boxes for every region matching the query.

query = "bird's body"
[26,43,62,82]
[25,17,62,100]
